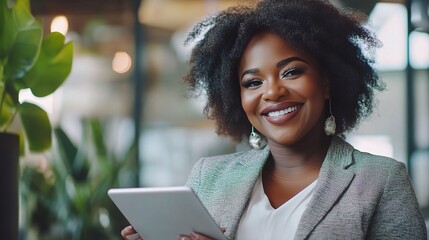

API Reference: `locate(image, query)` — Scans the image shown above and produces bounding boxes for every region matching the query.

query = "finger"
[220,227,226,233]
[121,225,137,238]
[177,235,191,240]
[126,233,142,240]
[190,232,212,240]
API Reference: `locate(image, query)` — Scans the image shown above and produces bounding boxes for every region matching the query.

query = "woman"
[122,0,427,239]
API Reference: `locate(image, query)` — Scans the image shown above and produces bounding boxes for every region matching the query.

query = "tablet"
[108,186,227,240]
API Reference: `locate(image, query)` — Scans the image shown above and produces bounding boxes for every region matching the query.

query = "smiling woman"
[121,0,427,239]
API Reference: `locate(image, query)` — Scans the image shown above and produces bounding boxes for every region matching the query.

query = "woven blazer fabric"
[186,136,427,240]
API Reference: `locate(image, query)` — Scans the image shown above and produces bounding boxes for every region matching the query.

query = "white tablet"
[108,186,227,240]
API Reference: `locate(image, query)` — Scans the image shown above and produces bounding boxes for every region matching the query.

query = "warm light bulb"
[112,51,132,74]
[50,16,69,35]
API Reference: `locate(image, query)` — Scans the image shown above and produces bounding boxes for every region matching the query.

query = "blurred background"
[15,0,429,239]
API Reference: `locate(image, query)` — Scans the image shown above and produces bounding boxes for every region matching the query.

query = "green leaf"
[54,127,77,175]
[0,0,35,62]
[0,86,19,130]
[0,106,11,129]
[13,0,34,29]
[23,32,74,97]
[11,0,41,81]
[88,120,108,157]
[18,129,25,155]
[0,0,18,60]
[54,126,90,183]
[5,80,19,104]
[0,92,14,129]
[4,19,42,81]
[19,102,51,151]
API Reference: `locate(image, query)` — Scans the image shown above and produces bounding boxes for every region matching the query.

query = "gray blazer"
[186,136,427,240]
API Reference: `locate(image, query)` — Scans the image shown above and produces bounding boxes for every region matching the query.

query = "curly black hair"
[183,0,384,142]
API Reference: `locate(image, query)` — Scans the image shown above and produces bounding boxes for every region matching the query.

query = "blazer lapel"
[294,137,355,240]
[217,147,270,240]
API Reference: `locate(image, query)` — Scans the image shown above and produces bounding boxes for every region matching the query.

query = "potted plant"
[0,0,73,238]
[21,120,135,239]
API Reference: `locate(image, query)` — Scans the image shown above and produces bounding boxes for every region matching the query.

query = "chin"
[267,134,302,146]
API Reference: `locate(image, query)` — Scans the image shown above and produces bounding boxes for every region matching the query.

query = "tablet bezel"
[108,186,227,240]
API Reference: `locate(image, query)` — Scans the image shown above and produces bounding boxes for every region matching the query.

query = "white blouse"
[236,176,317,240]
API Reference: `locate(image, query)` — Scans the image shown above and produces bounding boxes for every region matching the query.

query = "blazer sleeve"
[366,161,427,239]
[185,158,204,195]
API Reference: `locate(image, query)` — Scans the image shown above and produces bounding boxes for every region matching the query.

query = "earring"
[249,126,265,149]
[324,99,336,136]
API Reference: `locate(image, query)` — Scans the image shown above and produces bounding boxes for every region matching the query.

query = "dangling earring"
[324,99,336,136]
[249,126,265,149]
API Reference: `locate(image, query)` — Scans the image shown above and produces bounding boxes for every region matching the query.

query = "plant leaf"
[0,0,18,60]
[19,102,51,151]
[0,92,14,129]
[88,120,108,157]
[5,81,19,104]
[13,0,34,28]
[0,0,37,64]
[4,19,42,82]
[23,32,73,97]
[54,127,77,176]
[18,129,25,155]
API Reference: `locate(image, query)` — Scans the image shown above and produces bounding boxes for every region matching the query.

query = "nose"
[262,80,289,101]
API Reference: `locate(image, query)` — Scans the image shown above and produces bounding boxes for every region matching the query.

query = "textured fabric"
[186,136,427,240]
[236,177,317,240]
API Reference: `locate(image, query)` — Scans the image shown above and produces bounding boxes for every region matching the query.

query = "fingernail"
[126,233,140,240]
[190,232,199,239]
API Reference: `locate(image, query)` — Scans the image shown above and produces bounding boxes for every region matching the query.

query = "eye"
[242,78,263,89]
[280,67,304,79]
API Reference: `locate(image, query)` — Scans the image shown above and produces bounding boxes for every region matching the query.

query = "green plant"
[0,0,73,152]
[21,119,136,239]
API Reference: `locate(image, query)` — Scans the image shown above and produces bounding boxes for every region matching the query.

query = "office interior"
[16,0,429,239]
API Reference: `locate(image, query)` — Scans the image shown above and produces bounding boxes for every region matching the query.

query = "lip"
[261,101,303,125]
[261,101,303,115]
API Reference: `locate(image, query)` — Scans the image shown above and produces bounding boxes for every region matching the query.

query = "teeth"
[267,106,299,118]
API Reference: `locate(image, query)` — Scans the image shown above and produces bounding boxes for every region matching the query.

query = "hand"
[177,228,226,240]
[121,225,143,240]
[177,232,211,240]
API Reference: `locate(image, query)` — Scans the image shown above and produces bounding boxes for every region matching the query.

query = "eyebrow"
[241,69,259,79]
[276,56,308,68]
[240,56,308,79]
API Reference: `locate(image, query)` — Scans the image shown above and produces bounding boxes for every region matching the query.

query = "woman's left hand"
[177,232,213,240]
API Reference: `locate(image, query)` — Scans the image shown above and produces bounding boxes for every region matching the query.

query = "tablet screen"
[108,186,227,240]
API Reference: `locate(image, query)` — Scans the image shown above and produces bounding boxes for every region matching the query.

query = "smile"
[267,105,300,118]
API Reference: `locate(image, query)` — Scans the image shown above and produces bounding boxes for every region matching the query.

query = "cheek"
[296,78,328,100]
[240,90,260,119]
[301,81,328,118]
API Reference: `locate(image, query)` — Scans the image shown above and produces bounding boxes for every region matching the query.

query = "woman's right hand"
[121,225,142,240]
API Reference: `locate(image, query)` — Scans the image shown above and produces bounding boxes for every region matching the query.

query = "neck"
[265,133,332,181]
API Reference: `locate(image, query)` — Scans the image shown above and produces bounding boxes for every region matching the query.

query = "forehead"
[245,32,293,54]
[239,32,315,70]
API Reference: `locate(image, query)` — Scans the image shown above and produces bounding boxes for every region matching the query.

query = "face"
[238,32,330,146]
